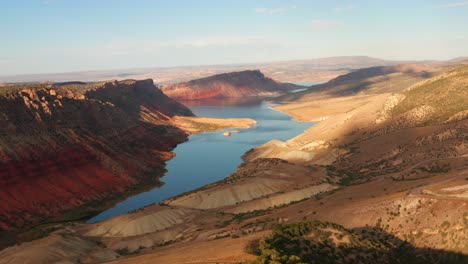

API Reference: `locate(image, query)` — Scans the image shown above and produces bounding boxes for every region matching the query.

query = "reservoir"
[88,97,314,223]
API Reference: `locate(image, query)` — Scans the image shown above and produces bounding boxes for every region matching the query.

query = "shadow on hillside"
[250,221,468,264]
[274,65,435,102]
[84,79,194,118]
[180,96,264,107]
[352,226,467,264]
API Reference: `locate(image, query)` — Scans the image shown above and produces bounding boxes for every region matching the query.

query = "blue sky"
[1,0,467,75]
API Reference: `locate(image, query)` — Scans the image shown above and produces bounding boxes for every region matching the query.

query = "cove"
[88,97,314,223]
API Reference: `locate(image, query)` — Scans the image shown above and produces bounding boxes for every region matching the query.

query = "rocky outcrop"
[0,80,193,231]
[375,94,405,124]
[161,70,303,100]
[445,110,468,123]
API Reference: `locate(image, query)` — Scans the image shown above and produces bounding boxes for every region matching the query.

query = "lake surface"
[88,97,314,223]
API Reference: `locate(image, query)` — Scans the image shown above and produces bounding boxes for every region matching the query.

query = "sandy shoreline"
[173,115,257,134]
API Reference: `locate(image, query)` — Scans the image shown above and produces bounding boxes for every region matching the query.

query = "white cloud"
[311,20,341,30]
[435,1,468,8]
[255,6,296,15]
[335,5,354,12]
[97,35,274,56]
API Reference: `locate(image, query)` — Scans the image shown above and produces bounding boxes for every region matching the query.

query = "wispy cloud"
[255,5,297,15]
[311,20,341,30]
[99,35,274,56]
[435,1,468,8]
[335,5,354,12]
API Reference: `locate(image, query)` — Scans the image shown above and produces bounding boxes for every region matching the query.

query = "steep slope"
[250,66,468,180]
[319,66,468,184]
[0,79,193,232]
[160,70,303,100]
[329,66,468,185]
[391,66,468,124]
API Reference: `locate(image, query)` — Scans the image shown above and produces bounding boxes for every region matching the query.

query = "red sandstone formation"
[0,80,193,231]
[161,70,303,100]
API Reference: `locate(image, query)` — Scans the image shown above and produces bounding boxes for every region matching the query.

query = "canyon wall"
[0,79,193,231]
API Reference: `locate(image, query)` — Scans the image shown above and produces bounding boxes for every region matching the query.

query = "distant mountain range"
[0,56,417,84]
[449,56,468,64]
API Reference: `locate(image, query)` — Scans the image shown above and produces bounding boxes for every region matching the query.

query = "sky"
[1,0,468,75]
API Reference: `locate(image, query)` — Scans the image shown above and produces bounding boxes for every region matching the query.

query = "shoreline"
[173,115,257,133]
[89,102,310,223]
[269,103,325,123]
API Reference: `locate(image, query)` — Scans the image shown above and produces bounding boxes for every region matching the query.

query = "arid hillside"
[278,63,452,102]
[243,65,468,257]
[160,70,303,100]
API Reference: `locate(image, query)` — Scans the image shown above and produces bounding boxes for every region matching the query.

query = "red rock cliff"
[161,70,303,100]
[0,79,193,231]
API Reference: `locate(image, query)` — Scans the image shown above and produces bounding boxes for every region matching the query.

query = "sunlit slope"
[276,64,451,102]
[392,65,468,124]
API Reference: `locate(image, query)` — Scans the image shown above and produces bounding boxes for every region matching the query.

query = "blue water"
[289,81,326,93]
[294,81,326,86]
[88,97,314,223]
